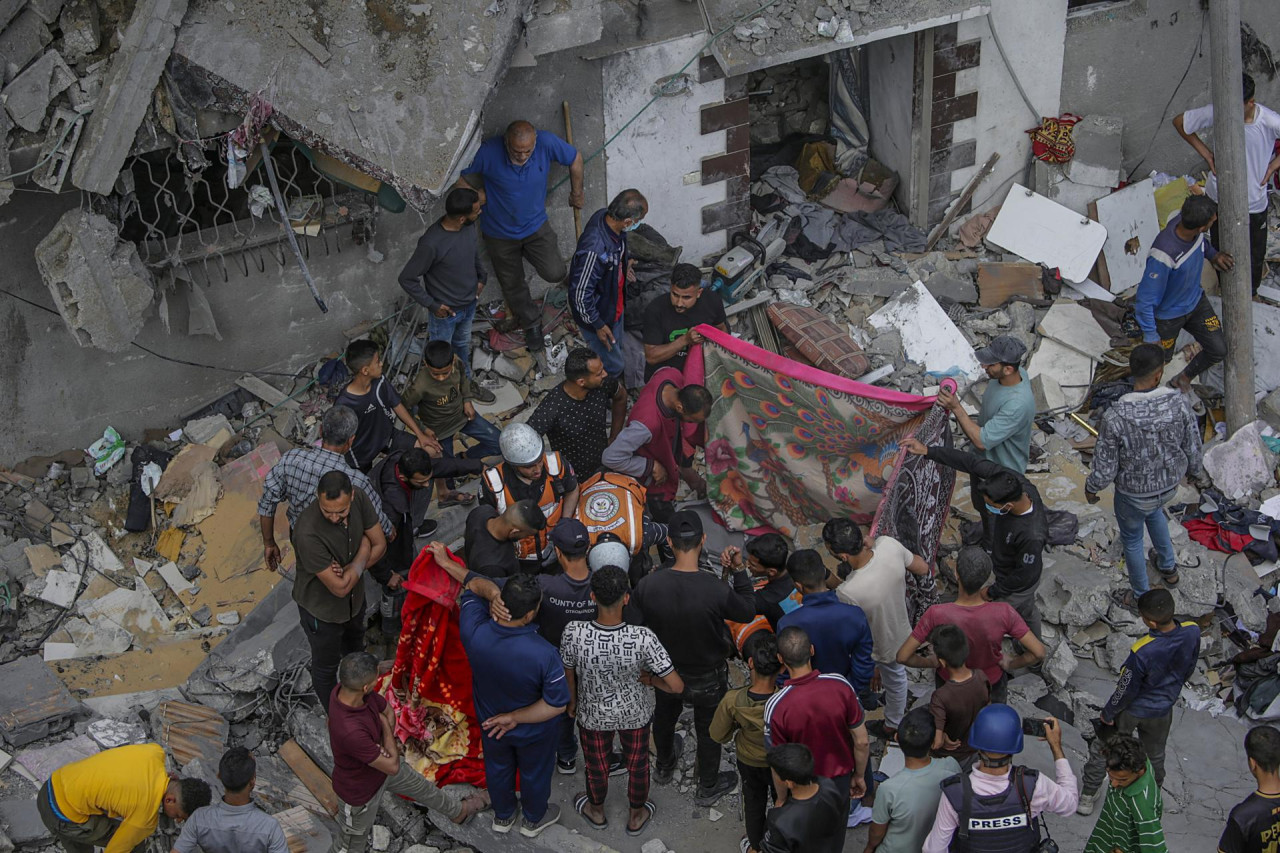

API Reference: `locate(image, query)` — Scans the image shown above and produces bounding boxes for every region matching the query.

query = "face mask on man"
[624,218,644,232]
[985,502,1011,516]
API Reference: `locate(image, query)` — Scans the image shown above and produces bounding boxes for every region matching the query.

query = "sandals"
[1110,589,1138,612]
[437,492,475,508]
[1147,549,1185,587]
[574,793,607,830]
[627,801,656,836]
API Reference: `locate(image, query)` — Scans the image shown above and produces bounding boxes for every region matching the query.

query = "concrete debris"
[1203,421,1276,500]
[35,209,155,352]
[0,798,48,846]
[1064,115,1124,189]
[1,49,75,132]
[58,0,100,64]
[86,717,148,749]
[70,0,189,194]
[30,106,84,192]
[184,413,234,448]
[866,281,980,380]
[0,10,51,84]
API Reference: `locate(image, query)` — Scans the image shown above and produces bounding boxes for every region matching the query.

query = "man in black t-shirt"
[527,347,628,479]
[759,744,846,853]
[1220,725,1280,853]
[461,500,545,578]
[641,263,728,380]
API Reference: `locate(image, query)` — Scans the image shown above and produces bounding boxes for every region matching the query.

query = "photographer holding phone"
[923,704,1077,853]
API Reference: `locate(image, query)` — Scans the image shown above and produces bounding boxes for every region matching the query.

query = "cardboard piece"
[1091,179,1159,294]
[977,262,1043,307]
[986,184,1108,283]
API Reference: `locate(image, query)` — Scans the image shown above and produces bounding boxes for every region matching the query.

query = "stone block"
[1,50,75,131]
[1064,115,1124,189]
[0,798,48,845]
[1042,640,1078,689]
[70,0,188,194]
[0,11,52,83]
[183,413,233,447]
[58,0,100,63]
[1203,421,1276,500]
[27,0,66,25]
[1031,373,1066,413]
[35,209,154,351]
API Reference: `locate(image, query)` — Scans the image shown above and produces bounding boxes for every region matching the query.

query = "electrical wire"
[0,109,93,182]
[1124,6,1208,182]
[984,12,1039,122]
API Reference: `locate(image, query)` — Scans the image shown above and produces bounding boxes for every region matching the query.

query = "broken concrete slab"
[1065,115,1124,189]
[61,530,125,576]
[1,49,75,132]
[33,569,80,607]
[1203,420,1276,500]
[866,280,980,380]
[0,798,50,846]
[184,412,234,447]
[526,0,604,56]
[986,184,1108,283]
[472,379,526,419]
[922,273,977,304]
[1092,178,1159,294]
[31,107,86,192]
[1031,373,1066,413]
[58,0,100,63]
[70,0,188,194]
[0,10,52,83]
[155,560,196,597]
[0,656,82,747]
[13,733,97,782]
[36,209,155,352]
[79,579,170,636]
[1027,301,1111,408]
[86,717,148,749]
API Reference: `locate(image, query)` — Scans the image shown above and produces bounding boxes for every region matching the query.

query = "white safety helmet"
[588,539,631,573]
[499,423,544,466]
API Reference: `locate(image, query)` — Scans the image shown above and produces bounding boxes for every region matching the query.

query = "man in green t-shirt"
[1083,735,1167,853]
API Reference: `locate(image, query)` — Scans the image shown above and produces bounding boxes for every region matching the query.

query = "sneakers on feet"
[694,770,739,806]
[556,757,576,775]
[492,812,517,833]
[1076,791,1097,816]
[520,803,561,837]
[652,733,683,785]
[608,752,627,777]
[469,379,496,404]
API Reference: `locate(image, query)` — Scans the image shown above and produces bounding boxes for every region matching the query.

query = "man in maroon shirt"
[328,652,486,853]
[763,626,870,806]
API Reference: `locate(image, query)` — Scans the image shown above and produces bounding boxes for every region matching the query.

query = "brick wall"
[926,23,980,226]
[697,55,752,258]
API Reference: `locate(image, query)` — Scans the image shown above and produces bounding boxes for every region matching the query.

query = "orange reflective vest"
[576,471,647,554]
[482,451,567,562]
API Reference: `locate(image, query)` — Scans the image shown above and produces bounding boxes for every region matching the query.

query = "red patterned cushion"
[767,303,870,379]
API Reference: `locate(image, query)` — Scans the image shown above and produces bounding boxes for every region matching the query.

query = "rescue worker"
[923,704,1079,852]
[481,423,580,574]
[575,470,668,583]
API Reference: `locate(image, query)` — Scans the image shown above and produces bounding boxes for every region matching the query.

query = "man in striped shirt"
[1083,735,1167,853]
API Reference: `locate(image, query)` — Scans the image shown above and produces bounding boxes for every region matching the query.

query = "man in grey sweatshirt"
[1085,343,1204,605]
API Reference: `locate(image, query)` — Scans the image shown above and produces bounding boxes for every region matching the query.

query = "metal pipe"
[260,141,327,313]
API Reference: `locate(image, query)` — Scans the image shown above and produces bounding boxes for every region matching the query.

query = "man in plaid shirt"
[258,405,393,572]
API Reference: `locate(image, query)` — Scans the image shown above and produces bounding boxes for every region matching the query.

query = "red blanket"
[381,548,485,786]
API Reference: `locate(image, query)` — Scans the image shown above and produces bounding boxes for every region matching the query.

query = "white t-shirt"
[835,536,914,664]
[1181,102,1280,214]
[560,620,674,731]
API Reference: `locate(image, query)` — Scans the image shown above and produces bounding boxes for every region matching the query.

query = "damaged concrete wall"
[0,190,422,462]
[1060,0,1280,179]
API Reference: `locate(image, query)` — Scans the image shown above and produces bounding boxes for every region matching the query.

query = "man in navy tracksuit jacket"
[567,189,648,379]
[1077,588,1200,812]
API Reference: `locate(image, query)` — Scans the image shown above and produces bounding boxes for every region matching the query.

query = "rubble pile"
[731,0,872,54]
[746,57,829,146]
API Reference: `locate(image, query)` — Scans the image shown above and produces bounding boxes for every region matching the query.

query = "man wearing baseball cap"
[628,510,756,806]
[937,335,1036,543]
[542,519,598,774]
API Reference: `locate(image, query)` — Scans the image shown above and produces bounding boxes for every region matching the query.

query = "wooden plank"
[925,151,999,251]
[278,739,339,817]
[976,262,1043,307]
[236,375,299,411]
[1086,201,1112,291]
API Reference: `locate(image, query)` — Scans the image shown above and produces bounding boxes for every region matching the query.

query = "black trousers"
[1211,209,1269,293]
[1154,293,1227,380]
[299,607,365,713]
[653,666,728,790]
[739,760,774,849]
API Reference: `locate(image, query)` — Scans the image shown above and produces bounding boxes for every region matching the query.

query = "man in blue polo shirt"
[455,120,585,360]
[777,550,875,695]
[434,543,569,838]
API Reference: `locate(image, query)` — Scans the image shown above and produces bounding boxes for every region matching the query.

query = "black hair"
[786,549,828,589]
[767,743,816,784]
[398,448,434,479]
[607,188,647,221]
[424,340,454,369]
[776,625,812,669]
[956,546,992,594]
[929,624,970,669]
[509,499,548,532]
[565,347,601,382]
[897,706,937,760]
[744,630,782,677]
[445,186,479,216]
[822,517,864,557]
[980,471,1024,505]
[1181,194,1218,230]
[177,778,213,815]
[317,470,352,500]
[218,746,256,792]
[1244,72,1256,103]
[677,384,713,416]
[1246,725,1280,774]
[338,651,379,689]
[590,565,630,607]
[1129,343,1166,380]
[746,533,789,572]
[345,339,380,373]
[1138,588,1175,624]
[502,572,542,620]
[1103,735,1148,775]
[670,263,703,290]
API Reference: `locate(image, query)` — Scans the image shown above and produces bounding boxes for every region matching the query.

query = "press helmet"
[499,423,544,466]
[588,539,631,573]
[966,703,1024,756]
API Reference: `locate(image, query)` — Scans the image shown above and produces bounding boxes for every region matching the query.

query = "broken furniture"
[0,656,83,747]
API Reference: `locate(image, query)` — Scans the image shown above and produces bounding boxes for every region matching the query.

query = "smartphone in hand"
[1021,717,1049,739]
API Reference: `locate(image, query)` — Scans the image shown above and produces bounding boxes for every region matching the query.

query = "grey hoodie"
[1086,385,1203,498]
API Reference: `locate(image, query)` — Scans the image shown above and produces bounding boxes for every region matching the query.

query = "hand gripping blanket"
[693,325,955,613]
[381,548,485,786]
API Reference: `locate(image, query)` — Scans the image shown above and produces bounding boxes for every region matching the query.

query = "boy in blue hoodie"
[1133,194,1234,393]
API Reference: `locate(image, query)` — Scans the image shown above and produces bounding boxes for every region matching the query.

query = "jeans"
[877,661,908,729]
[37,782,117,853]
[483,221,567,337]
[653,665,728,790]
[739,760,774,849]
[441,415,502,461]
[331,761,460,853]
[299,607,365,713]
[1153,293,1227,380]
[427,299,478,378]
[482,725,559,823]
[1114,488,1177,596]
[583,316,626,378]
[1081,709,1173,793]
[580,724,651,809]
[557,714,577,763]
